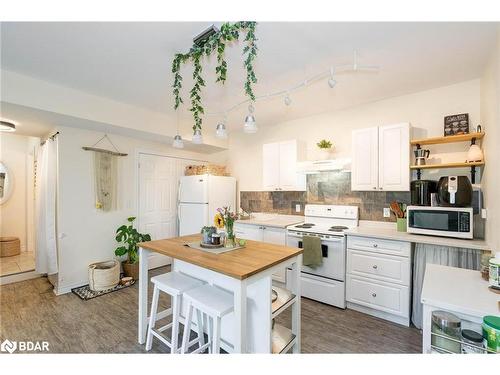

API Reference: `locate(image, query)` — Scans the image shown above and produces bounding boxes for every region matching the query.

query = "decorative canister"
[460,329,485,354]
[482,315,500,353]
[396,218,407,232]
[489,253,500,288]
[431,310,462,353]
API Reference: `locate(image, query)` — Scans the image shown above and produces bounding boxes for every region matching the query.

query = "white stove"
[285,204,359,308]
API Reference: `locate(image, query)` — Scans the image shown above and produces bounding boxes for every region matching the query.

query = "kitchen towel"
[302,235,323,267]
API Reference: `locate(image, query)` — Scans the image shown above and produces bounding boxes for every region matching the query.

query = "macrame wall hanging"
[83,135,127,212]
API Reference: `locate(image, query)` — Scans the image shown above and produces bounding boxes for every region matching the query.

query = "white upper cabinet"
[378,123,410,191]
[263,140,306,191]
[351,127,379,191]
[351,123,410,192]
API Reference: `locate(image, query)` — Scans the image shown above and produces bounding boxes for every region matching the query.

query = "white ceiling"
[1,22,497,133]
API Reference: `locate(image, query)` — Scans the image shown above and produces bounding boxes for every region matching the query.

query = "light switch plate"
[383,208,391,218]
[481,208,487,219]
[295,204,301,213]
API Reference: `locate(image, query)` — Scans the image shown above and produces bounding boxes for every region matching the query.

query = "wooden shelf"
[410,161,485,170]
[272,324,296,354]
[272,286,296,319]
[411,132,485,146]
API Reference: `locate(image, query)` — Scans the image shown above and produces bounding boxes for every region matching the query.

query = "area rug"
[71,280,135,300]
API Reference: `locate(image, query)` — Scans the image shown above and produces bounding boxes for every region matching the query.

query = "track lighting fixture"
[328,67,337,88]
[243,104,257,133]
[192,129,203,144]
[284,93,292,106]
[215,120,228,139]
[172,134,184,149]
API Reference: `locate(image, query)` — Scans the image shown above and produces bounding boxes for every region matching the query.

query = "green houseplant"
[115,217,151,280]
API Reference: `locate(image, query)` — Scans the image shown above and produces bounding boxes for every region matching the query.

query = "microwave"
[407,206,473,239]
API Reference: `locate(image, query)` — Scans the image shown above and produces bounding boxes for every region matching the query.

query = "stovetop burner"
[294,223,315,228]
[328,225,349,232]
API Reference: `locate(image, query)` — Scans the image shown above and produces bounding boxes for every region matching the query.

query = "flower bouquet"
[214,206,238,248]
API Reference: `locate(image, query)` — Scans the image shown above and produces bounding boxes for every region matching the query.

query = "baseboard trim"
[347,302,410,327]
[0,270,41,285]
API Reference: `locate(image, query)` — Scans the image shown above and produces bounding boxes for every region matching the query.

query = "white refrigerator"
[178,174,237,236]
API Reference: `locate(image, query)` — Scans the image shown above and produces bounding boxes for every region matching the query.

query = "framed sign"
[444,113,469,136]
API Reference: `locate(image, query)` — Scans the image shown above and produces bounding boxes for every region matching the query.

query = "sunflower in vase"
[214,207,238,248]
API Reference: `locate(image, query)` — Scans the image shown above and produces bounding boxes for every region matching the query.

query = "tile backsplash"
[240,171,410,222]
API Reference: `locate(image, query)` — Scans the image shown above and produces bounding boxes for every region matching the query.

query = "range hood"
[297,158,351,174]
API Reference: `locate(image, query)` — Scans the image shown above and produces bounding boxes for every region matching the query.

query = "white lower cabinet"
[234,222,287,282]
[346,235,412,326]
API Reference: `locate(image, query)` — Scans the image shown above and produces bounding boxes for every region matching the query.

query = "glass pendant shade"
[244,114,257,133]
[192,129,203,144]
[215,122,228,139]
[172,134,184,149]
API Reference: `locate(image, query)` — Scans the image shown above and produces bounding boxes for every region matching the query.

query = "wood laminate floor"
[0,266,422,353]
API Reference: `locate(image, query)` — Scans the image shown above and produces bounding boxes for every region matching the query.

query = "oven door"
[287,232,345,281]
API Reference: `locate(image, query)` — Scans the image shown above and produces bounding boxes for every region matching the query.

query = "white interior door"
[378,123,410,191]
[138,154,202,268]
[351,127,379,191]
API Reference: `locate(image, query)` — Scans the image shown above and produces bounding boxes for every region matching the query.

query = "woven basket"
[185,164,228,176]
[88,260,120,291]
[0,237,21,257]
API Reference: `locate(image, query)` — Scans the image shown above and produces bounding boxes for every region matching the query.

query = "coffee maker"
[414,149,430,166]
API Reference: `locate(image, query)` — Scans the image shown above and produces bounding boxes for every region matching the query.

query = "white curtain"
[35,138,58,275]
[411,244,481,329]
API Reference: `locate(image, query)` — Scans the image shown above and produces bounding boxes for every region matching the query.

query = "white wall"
[480,27,500,253]
[226,79,481,192]
[0,133,38,252]
[55,125,225,293]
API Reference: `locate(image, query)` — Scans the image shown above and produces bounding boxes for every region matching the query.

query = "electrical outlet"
[481,209,487,219]
[295,204,301,213]
[383,208,391,218]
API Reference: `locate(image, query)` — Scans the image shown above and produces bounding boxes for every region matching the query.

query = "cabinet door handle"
[372,265,378,269]
[373,187,377,190]
[372,293,377,298]
[373,244,378,248]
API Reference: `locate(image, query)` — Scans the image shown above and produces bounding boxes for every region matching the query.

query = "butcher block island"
[137,234,303,354]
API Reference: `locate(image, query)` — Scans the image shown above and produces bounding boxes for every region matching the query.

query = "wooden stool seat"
[146,271,205,353]
[181,284,234,354]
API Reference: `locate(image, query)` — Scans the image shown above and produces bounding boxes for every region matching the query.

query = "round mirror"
[0,162,14,205]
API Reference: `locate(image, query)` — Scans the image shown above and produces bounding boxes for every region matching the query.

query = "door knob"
[373,244,378,248]
[372,265,378,269]
[372,293,377,297]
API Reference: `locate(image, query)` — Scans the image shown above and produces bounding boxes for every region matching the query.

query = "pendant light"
[243,104,257,134]
[172,110,184,149]
[192,129,203,144]
[0,120,16,132]
[215,115,228,139]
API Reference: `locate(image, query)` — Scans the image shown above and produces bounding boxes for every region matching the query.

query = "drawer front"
[347,250,410,286]
[346,275,409,318]
[288,271,345,308]
[347,235,411,257]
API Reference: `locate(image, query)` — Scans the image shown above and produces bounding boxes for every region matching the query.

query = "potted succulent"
[114,217,151,280]
[201,226,217,244]
[316,139,334,160]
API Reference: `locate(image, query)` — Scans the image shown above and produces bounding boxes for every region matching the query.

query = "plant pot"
[122,261,140,280]
[317,148,332,160]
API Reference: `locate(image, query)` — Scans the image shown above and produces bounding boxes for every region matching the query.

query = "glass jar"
[461,329,485,354]
[431,310,461,353]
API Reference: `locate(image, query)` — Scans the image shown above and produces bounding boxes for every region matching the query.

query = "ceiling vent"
[193,24,221,47]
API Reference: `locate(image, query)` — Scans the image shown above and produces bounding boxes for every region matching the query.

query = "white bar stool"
[181,284,234,354]
[145,272,205,353]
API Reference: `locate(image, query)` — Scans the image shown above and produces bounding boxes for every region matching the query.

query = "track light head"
[328,67,336,88]
[284,93,292,106]
[172,134,184,149]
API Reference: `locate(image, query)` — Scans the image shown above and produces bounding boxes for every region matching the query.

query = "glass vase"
[225,222,235,248]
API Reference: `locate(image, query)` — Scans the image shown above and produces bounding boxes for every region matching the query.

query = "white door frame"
[134,149,207,269]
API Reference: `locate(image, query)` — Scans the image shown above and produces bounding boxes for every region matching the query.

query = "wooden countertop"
[138,235,303,280]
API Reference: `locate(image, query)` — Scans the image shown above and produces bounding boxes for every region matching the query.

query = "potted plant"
[316,139,333,160]
[201,226,217,244]
[115,217,151,280]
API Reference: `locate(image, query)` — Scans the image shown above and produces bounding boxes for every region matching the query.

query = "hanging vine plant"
[171,21,258,132]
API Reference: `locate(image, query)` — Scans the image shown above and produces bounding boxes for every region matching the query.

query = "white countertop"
[421,264,499,317]
[236,213,304,229]
[345,221,491,251]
